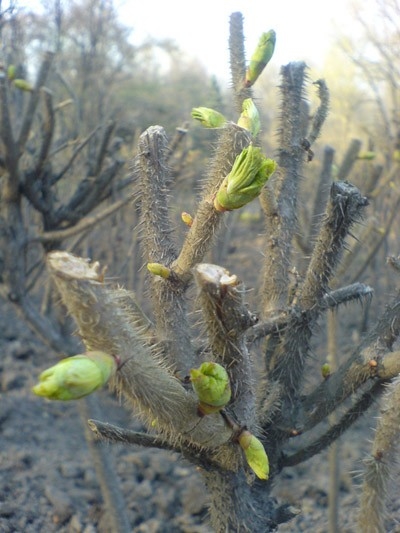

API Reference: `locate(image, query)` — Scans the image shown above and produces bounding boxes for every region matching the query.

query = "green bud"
[191,107,226,128]
[321,363,331,379]
[245,30,276,88]
[190,361,231,415]
[238,430,269,480]
[7,65,16,81]
[13,78,33,91]
[32,351,117,401]
[147,262,171,279]
[357,151,376,161]
[214,145,277,211]
[181,212,193,227]
[392,150,400,163]
[237,98,261,137]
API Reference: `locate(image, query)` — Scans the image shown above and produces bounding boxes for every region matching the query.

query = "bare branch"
[308,79,330,145]
[17,51,54,153]
[36,197,131,243]
[0,71,19,199]
[301,349,400,433]
[88,420,175,450]
[34,87,55,177]
[299,182,369,311]
[321,283,374,310]
[229,12,252,111]
[282,380,386,468]
[336,139,362,181]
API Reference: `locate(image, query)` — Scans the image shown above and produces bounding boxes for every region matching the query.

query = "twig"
[229,12,252,111]
[299,182,369,311]
[308,79,330,145]
[88,419,174,450]
[282,380,386,468]
[36,197,132,243]
[321,283,374,310]
[17,51,55,153]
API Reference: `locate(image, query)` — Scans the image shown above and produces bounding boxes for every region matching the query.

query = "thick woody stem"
[194,264,258,428]
[261,62,308,315]
[136,125,194,373]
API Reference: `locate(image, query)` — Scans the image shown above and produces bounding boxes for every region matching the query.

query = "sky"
[117,0,358,80]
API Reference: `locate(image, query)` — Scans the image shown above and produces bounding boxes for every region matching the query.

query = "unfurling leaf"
[214,145,277,211]
[245,30,276,87]
[237,98,261,137]
[32,351,117,401]
[191,107,226,128]
[238,430,270,480]
[190,361,231,415]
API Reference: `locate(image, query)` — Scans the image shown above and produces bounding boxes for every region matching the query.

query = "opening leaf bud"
[32,351,117,401]
[214,145,277,211]
[237,98,261,137]
[191,107,226,128]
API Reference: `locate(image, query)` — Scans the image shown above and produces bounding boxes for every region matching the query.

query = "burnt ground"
[1,233,400,533]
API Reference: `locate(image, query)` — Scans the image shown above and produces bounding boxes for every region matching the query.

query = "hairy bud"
[245,30,276,87]
[181,212,194,227]
[147,262,171,279]
[190,361,231,415]
[238,430,269,480]
[13,78,33,91]
[32,351,117,401]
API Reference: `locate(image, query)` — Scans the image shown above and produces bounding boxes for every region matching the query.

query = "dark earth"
[1,279,400,532]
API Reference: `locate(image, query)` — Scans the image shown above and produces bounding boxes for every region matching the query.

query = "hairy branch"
[136,125,194,373]
[194,263,258,427]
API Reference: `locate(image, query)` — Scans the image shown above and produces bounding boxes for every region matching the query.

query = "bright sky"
[118,0,357,80]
